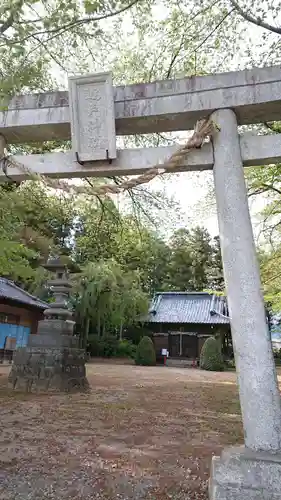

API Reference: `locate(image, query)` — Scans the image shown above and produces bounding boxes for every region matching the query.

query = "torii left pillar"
[209,109,281,499]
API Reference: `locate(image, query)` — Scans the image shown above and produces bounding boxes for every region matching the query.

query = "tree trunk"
[119,320,123,340]
[97,311,101,338]
[102,321,106,337]
[82,317,90,350]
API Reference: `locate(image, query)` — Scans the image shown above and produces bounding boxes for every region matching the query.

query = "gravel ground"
[0,364,247,499]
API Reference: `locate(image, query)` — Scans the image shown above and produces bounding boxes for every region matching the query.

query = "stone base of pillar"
[209,446,281,499]
[8,346,90,393]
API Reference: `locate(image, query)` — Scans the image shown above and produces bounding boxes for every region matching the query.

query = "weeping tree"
[74,260,118,347]
[73,259,148,349]
[112,272,149,340]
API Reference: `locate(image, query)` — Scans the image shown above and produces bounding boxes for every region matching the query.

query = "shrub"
[273,348,281,359]
[87,334,118,357]
[225,358,236,370]
[135,336,156,366]
[87,336,137,359]
[200,336,224,371]
[99,335,119,357]
[116,339,136,359]
[273,348,281,365]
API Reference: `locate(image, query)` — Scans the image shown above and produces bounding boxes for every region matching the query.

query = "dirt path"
[0,364,243,499]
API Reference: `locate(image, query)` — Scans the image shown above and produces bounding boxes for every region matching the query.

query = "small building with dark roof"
[0,278,48,357]
[146,292,231,363]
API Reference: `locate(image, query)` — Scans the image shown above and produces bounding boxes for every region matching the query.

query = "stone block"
[166,358,195,367]
[209,446,281,499]
[8,347,90,393]
[68,72,116,162]
[37,318,74,336]
[28,333,79,348]
[211,485,281,499]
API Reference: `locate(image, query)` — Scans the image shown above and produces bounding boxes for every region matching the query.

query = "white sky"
[160,171,266,238]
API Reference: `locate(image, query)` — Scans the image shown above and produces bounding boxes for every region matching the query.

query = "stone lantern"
[9,257,89,392]
[42,257,75,335]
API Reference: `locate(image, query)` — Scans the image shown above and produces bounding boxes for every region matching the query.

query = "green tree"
[114,217,171,294]
[112,272,149,339]
[0,0,142,99]
[74,259,148,348]
[167,227,216,291]
[73,207,172,295]
[258,247,281,313]
[0,181,77,290]
[247,162,281,242]
[0,185,40,285]
[166,228,193,290]
[74,260,120,345]
[73,198,122,265]
[207,236,225,291]
[188,227,214,290]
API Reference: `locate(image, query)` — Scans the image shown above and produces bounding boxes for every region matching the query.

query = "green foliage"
[74,258,149,347]
[0,239,38,283]
[0,182,76,289]
[273,349,281,366]
[244,160,281,312]
[73,199,122,264]
[135,336,156,366]
[87,334,118,357]
[225,358,236,370]
[200,337,224,372]
[0,176,224,332]
[99,335,119,357]
[125,325,150,345]
[207,236,225,291]
[167,227,224,291]
[87,335,136,358]
[1,0,278,106]
[113,217,172,295]
[116,339,137,359]
[0,0,139,100]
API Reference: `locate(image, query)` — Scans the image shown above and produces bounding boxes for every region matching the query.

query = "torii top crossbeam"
[0,65,281,183]
[1,65,281,143]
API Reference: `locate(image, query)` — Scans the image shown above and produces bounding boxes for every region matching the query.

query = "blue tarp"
[0,323,30,349]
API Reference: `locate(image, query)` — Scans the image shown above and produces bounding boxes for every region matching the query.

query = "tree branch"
[263,271,281,285]
[229,0,281,35]
[1,0,141,48]
[249,183,281,198]
[166,33,185,79]
[165,0,220,79]
[0,0,25,34]
[261,184,281,196]
[194,8,236,53]
[264,121,281,133]
[31,34,67,72]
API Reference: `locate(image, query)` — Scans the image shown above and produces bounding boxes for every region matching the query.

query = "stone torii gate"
[1,66,281,499]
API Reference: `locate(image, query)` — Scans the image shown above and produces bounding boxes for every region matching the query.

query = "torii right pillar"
[209,109,281,499]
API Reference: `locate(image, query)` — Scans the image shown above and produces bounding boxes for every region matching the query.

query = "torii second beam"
[1,133,280,183]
